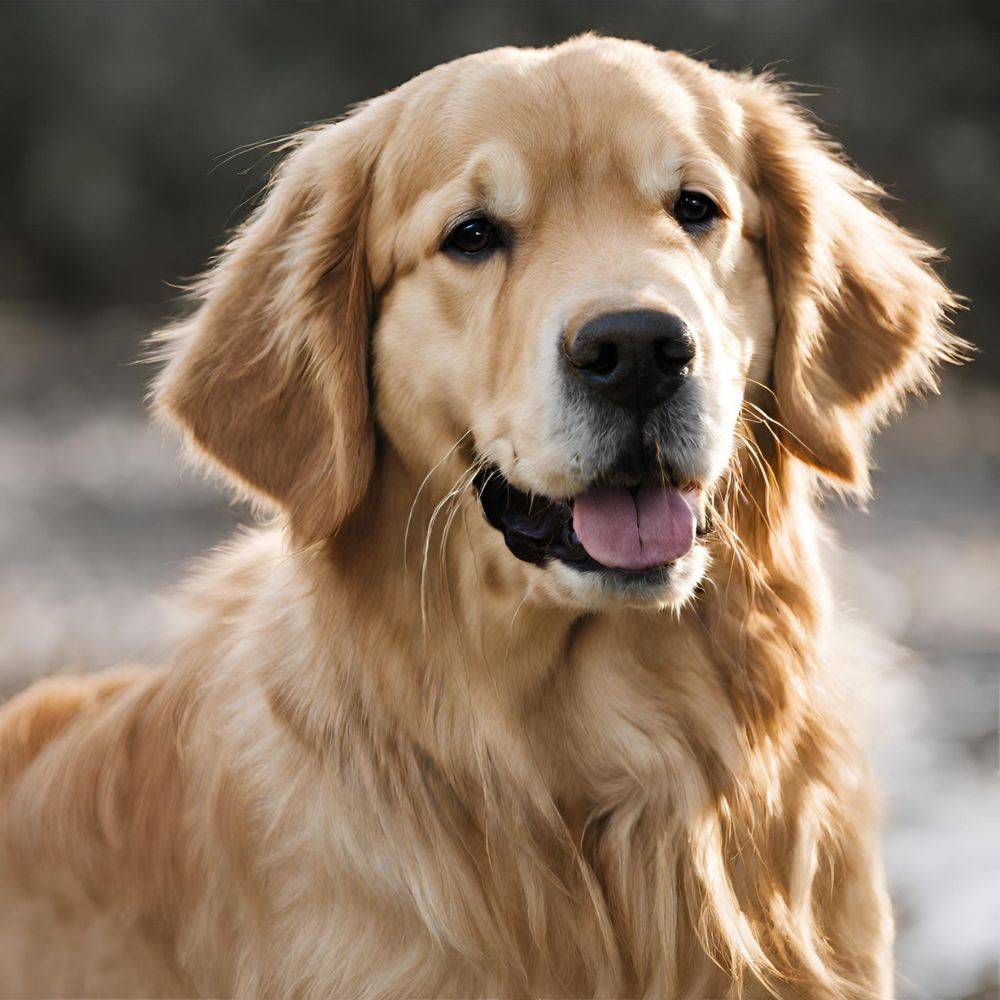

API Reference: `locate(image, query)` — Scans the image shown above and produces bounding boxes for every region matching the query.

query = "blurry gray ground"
[2,304,997,999]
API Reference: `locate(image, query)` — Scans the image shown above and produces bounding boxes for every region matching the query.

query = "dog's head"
[154,37,957,611]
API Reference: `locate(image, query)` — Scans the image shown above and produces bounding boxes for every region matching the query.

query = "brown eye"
[673,191,718,230]
[444,217,500,257]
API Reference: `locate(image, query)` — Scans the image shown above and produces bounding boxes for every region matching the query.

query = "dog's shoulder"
[0,667,147,790]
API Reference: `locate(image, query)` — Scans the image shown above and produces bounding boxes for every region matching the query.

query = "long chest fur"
[206,617,872,1000]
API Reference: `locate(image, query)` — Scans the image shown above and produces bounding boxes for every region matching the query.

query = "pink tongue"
[572,482,697,571]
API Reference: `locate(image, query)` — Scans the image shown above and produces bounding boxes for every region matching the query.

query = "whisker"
[420,458,480,637]
[741,386,819,459]
[734,419,778,535]
[441,457,487,566]
[436,457,488,608]
[404,430,472,575]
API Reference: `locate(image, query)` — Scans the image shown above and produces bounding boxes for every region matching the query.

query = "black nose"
[565,309,695,419]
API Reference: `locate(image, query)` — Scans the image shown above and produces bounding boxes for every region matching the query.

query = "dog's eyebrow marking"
[635,142,739,227]
[623,77,699,203]
[398,140,532,260]
[633,140,685,205]
[636,144,730,207]
[627,79,741,218]
[466,140,533,225]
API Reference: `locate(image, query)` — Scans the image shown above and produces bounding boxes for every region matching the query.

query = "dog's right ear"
[152,96,398,544]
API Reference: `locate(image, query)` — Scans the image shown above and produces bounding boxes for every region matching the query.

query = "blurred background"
[1,3,997,996]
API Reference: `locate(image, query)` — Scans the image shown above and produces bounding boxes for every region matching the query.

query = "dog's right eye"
[444,217,500,257]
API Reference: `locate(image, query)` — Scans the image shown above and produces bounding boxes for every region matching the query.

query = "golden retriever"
[0,36,960,999]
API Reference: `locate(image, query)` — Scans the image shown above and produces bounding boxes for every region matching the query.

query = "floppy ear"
[736,75,963,490]
[152,97,397,543]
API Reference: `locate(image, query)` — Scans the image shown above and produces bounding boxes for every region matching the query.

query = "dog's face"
[155,38,956,613]
[370,45,774,608]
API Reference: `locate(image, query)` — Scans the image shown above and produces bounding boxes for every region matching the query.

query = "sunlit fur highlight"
[0,36,961,998]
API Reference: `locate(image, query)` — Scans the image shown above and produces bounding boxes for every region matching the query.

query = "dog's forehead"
[381,40,743,216]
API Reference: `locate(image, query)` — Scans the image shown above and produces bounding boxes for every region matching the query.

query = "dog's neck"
[305,445,579,764]
[271,441,830,785]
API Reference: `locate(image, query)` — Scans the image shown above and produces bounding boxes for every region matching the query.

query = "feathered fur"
[0,36,960,999]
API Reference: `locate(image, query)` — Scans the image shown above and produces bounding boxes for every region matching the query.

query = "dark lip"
[472,464,706,580]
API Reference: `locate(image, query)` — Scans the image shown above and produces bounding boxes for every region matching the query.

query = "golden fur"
[0,37,960,998]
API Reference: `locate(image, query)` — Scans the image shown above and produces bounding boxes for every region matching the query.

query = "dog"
[0,35,960,998]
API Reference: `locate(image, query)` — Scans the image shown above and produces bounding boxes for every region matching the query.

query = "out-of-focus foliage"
[2,2,998,373]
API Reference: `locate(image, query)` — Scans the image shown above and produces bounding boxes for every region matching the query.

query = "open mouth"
[472,465,703,579]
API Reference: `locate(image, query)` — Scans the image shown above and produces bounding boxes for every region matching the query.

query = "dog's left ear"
[153,96,398,543]
[735,74,963,490]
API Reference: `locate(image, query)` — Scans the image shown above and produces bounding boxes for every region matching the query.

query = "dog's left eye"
[444,217,500,257]
[673,191,719,230]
